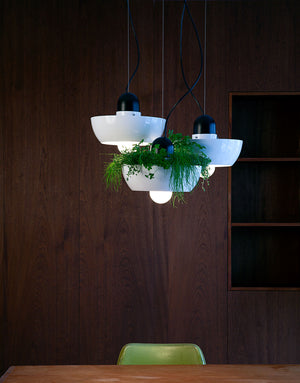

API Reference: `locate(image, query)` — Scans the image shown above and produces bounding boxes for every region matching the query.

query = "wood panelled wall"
[0,0,299,373]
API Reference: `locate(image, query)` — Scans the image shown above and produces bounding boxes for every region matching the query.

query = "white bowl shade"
[192,138,243,166]
[91,111,165,145]
[122,165,202,192]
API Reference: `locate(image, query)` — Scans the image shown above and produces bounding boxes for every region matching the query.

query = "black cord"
[164,0,204,136]
[125,0,140,93]
[181,0,204,114]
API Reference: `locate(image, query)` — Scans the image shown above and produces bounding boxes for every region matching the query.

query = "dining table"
[1,364,300,383]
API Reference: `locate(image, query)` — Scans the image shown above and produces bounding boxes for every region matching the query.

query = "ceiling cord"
[164,0,204,135]
[125,0,140,93]
[162,0,165,118]
[127,0,130,91]
[180,0,204,115]
[204,0,207,114]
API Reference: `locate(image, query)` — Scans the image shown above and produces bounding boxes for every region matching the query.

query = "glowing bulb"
[149,191,173,204]
[201,165,215,178]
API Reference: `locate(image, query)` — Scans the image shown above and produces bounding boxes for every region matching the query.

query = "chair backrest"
[117,343,206,365]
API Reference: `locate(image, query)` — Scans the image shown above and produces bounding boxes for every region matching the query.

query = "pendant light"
[147,0,204,204]
[94,0,243,206]
[91,0,165,151]
[192,114,243,168]
[148,0,173,204]
[189,0,242,168]
[147,0,243,204]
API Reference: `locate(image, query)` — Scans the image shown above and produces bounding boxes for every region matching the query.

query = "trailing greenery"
[104,131,211,203]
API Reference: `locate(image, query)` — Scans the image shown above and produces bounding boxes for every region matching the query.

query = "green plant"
[104,131,211,203]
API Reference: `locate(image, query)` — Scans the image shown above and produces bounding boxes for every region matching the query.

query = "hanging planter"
[105,131,211,203]
[122,165,202,192]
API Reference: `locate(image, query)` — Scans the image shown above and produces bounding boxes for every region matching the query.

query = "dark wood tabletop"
[1,364,300,383]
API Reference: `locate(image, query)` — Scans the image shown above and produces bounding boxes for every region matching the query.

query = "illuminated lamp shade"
[192,115,243,166]
[91,93,165,149]
[122,165,202,192]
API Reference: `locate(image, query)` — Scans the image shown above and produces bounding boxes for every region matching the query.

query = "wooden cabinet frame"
[228,92,300,291]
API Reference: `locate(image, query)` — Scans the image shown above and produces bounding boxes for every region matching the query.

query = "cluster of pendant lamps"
[91,0,242,204]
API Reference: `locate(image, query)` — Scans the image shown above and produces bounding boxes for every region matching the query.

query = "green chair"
[117,343,206,365]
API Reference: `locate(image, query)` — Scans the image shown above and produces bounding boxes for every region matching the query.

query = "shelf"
[238,157,300,162]
[231,162,300,223]
[232,222,300,227]
[231,226,300,288]
[230,287,300,291]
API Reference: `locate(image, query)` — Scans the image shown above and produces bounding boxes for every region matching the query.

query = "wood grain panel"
[78,0,117,364]
[208,0,298,93]
[1,0,80,370]
[152,1,228,363]
[228,291,300,363]
[0,9,5,369]
[78,0,161,364]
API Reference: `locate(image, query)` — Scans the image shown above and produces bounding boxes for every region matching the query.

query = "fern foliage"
[104,131,211,202]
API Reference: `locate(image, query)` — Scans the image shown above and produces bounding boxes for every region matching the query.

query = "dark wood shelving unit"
[228,92,300,290]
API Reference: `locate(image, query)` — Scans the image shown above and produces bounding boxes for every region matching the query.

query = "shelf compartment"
[231,162,300,223]
[231,226,300,288]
